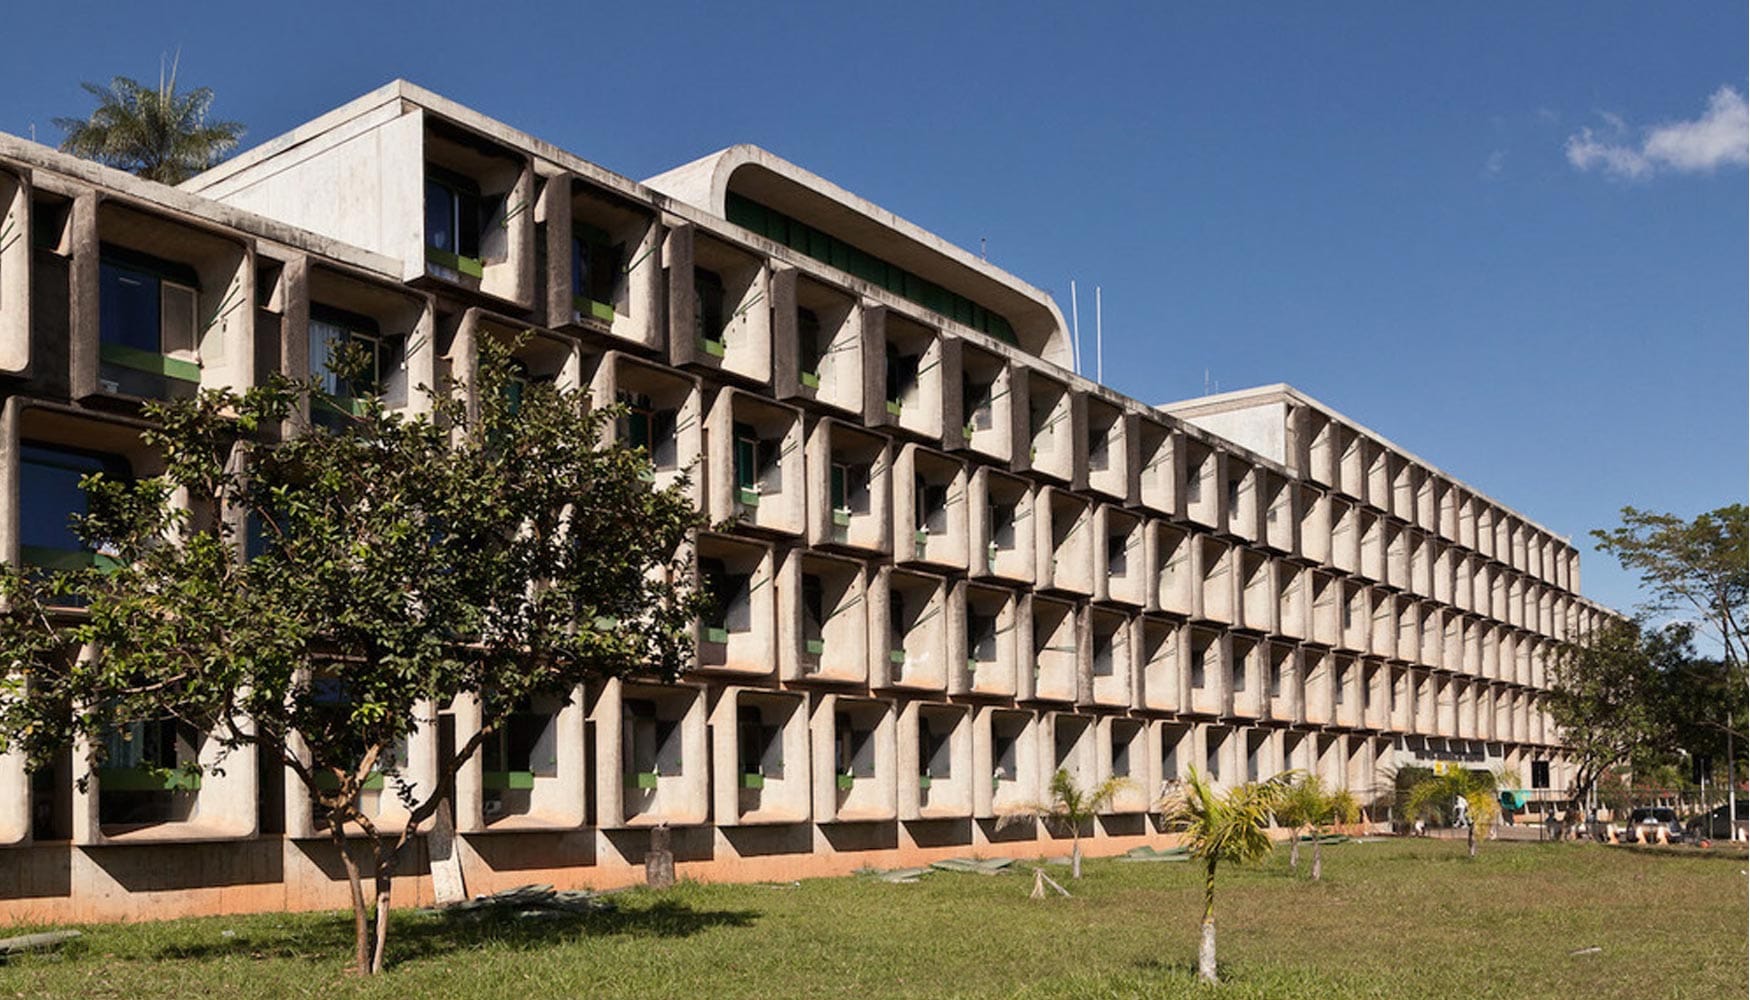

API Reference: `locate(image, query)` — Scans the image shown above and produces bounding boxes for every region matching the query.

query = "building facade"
[0,82,1606,922]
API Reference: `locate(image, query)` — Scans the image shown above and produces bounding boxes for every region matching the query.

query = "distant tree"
[1593,504,1747,670]
[1593,505,1747,769]
[54,54,244,184]
[1404,765,1501,858]
[1548,618,1698,829]
[999,768,1129,878]
[1159,767,1292,985]
[0,339,706,974]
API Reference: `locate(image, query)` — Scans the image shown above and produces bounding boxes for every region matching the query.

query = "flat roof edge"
[0,133,400,275]
[1162,383,1576,548]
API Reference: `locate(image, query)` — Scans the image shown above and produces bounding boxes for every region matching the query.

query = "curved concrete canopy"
[647,145,1071,366]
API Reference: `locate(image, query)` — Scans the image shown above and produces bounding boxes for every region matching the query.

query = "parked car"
[1617,807,1684,843]
[1684,801,1749,841]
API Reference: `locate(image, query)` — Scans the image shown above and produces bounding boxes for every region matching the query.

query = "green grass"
[4,839,1744,998]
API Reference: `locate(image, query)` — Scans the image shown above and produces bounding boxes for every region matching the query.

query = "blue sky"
[1,2,1743,621]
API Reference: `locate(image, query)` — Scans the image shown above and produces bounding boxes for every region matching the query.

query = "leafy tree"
[1592,504,1747,672]
[54,54,244,184]
[1158,766,1292,985]
[998,768,1128,879]
[1547,618,1697,829]
[1404,764,1501,858]
[1593,505,1748,777]
[0,340,706,973]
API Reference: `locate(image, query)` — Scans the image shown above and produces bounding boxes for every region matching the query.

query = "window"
[425,169,482,263]
[695,267,726,351]
[571,223,621,312]
[889,592,908,658]
[737,706,782,784]
[1161,737,1178,780]
[916,481,948,535]
[732,422,759,497]
[1107,533,1128,576]
[1269,659,1282,698]
[990,502,1016,553]
[699,558,750,638]
[20,443,129,571]
[835,714,875,779]
[625,700,683,786]
[1231,657,1246,694]
[309,305,387,427]
[1185,463,1202,503]
[968,610,997,663]
[98,718,197,826]
[992,730,1018,783]
[1206,739,1222,782]
[963,376,994,433]
[1334,666,1347,706]
[1343,596,1355,630]
[1088,426,1109,471]
[725,193,1018,346]
[1227,478,1241,511]
[482,705,559,785]
[1531,760,1551,789]
[98,245,200,397]
[797,307,824,379]
[1092,633,1115,677]
[800,573,825,654]
[1189,646,1206,689]
[885,345,918,409]
[920,719,951,781]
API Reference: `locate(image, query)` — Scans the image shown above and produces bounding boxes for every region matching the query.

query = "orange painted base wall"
[1,817,1197,925]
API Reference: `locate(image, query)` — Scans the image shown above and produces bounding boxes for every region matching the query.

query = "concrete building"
[0,82,1608,922]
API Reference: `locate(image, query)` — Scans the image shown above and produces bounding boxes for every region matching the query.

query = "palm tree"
[1404,763,1502,858]
[54,54,244,184]
[998,768,1129,878]
[1159,766,1293,985]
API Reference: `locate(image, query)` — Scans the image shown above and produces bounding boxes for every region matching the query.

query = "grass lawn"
[4,839,1744,999]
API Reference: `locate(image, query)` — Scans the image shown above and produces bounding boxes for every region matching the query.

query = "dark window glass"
[695,268,726,343]
[20,444,129,567]
[99,259,163,352]
[797,308,823,375]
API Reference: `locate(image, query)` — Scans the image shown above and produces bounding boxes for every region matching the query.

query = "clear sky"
[1,2,1743,620]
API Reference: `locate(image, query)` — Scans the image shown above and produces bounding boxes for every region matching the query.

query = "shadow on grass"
[150,898,759,969]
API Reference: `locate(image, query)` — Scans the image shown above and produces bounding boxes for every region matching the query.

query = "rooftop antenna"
[980,237,987,260]
[1069,280,1082,376]
[1094,285,1104,384]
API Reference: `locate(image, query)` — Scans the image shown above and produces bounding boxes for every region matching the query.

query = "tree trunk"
[1071,835,1082,879]
[1289,830,1300,872]
[1311,829,1323,882]
[1198,859,1218,984]
[369,845,399,974]
[1467,821,1477,858]
[328,813,371,975]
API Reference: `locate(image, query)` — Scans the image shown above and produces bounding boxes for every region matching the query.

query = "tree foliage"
[54,55,244,184]
[998,768,1128,878]
[1592,504,1746,670]
[1157,767,1292,984]
[0,338,707,973]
